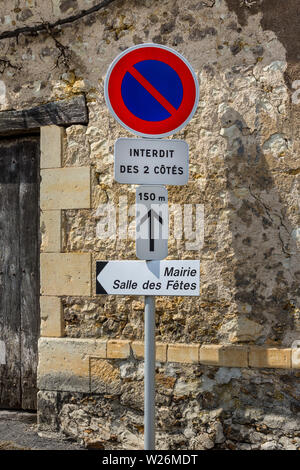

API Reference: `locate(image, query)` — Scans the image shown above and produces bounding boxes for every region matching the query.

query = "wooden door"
[0,135,39,410]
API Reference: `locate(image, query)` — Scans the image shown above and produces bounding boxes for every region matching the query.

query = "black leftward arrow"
[96,261,108,294]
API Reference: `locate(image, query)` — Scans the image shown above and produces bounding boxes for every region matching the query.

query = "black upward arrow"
[140,209,163,252]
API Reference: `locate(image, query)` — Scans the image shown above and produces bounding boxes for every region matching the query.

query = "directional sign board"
[96,260,200,296]
[136,185,168,260]
[115,138,189,185]
[104,43,199,138]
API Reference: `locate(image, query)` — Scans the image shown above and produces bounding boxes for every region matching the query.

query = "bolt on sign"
[101,43,200,450]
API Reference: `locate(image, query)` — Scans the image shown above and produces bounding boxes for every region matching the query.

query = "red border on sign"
[107,47,197,136]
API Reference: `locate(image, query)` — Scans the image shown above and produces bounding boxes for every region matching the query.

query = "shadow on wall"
[219,105,300,346]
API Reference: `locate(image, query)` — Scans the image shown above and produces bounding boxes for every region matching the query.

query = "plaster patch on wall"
[262,133,289,157]
[215,367,242,384]
[292,80,300,105]
[291,228,300,243]
[0,341,6,365]
[0,81,6,106]
[263,60,286,73]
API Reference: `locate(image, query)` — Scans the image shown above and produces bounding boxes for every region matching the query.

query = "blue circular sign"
[121,60,183,122]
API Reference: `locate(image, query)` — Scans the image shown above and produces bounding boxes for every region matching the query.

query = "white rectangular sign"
[96,260,200,296]
[114,138,189,185]
[136,185,168,260]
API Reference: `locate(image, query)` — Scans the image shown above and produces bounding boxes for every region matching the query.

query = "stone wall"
[0,0,299,449]
[37,342,300,450]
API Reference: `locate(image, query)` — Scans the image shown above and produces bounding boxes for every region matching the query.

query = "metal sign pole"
[144,295,156,450]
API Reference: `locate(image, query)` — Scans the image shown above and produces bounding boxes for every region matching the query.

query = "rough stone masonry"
[0,0,299,450]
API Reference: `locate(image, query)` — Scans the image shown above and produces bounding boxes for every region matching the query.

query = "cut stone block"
[90,358,121,394]
[40,296,64,337]
[291,341,300,369]
[41,125,64,169]
[40,253,91,296]
[249,347,291,369]
[40,210,61,253]
[131,341,167,362]
[168,343,199,364]
[38,337,107,392]
[199,344,248,367]
[199,345,222,365]
[107,340,131,359]
[40,167,91,210]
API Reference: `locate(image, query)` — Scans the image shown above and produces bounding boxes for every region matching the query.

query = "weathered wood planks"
[0,139,22,409]
[19,137,40,410]
[0,136,40,409]
[0,95,88,134]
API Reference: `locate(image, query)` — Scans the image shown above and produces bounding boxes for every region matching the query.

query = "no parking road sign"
[104,43,199,138]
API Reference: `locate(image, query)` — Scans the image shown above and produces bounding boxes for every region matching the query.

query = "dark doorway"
[0,135,40,410]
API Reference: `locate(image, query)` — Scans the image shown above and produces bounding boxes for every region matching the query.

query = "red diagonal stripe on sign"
[128,66,178,116]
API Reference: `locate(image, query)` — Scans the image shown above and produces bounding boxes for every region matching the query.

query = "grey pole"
[144,295,156,450]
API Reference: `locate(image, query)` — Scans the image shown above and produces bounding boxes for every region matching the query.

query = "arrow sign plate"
[96,260,200,296]
[136,185,168,260]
